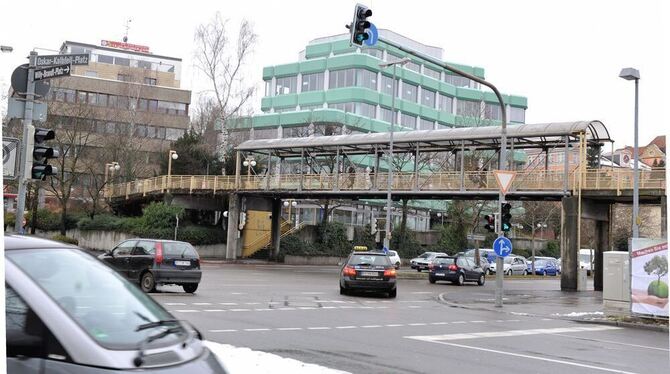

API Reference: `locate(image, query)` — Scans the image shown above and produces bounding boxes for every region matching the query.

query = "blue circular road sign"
[493,236,513,257]
[364,23,378,46]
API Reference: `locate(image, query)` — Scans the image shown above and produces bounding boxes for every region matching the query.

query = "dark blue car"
[527,259,558,276]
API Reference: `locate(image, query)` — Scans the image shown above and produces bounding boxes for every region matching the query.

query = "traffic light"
[349,4,373,46]
[371,217,378,235]
[501,202,512,232]
[483,214,496,233]
[27,125,59,180]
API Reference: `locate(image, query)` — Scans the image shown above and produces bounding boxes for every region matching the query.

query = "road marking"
[299,307,317,310]
[254,308,272,311]
[552,333,670,352]
[278,307,296,311]
[173,309,199,313]
[204,309,226,312]
[400,300,429,303]
[335,326,357,329]
[361,325,382,328]
[219,302,238,305]
[277,327,303,331]
[409,323,427,326]
[411,292,433,294]
[452,321,467,324]
[244,328,271,332]
[430,322,449,325]
[339,306,356,309]
[245,302,261,305]
[385,324,403,327]
[359,306,374,309]
[231,292,246,295]
[210,329,237,333]
[301,292,325,295]
[470,320,486,323]
[407,306,422,309]
[229,308,251,312]
[193,302,212,305]
[374,306,389,309]
[406,326,622,342]
[408,339,638,374]
[308,327,331,330]
[164,302,186,306]
[322,306,336,309]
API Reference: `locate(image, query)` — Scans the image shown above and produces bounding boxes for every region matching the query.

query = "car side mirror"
[106,250,114,257]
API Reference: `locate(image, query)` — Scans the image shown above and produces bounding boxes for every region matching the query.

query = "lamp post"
[379,57,410,251]
[242,157,257,185]
[167,150,178,192]
[1,45,13,53]
[104,162,120,197]
[437,212,444,225]
[619,68,641,238]
[283,200,298,228]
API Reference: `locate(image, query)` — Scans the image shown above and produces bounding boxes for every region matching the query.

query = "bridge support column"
[271,198,282,260]
[561,196,579,291]
[226,193,240,260]
[662,195,667,239]
[594,219,609,291]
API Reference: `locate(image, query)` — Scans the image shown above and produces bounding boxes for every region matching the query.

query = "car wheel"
[395,262,400,269]
[487,269,493,275]
[523,270,529,276]
[417,268,422,272]
[506,269,512,276]
[388,289,397,298]
[543,270,547,276]
[429,276,436,284]
[477,274,485,286]
[456,274,465,286]
[140,272,156,293]
[340,285,347,295]
[182,283,198,293]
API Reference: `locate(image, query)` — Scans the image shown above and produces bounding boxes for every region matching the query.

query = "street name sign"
[493,170,517,195]
[34,64,71,81]
[3,137,20,180]
[493,236,513,257]
[35,53,90,67]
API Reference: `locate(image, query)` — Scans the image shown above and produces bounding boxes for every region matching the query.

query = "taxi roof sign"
[353,246,369,251]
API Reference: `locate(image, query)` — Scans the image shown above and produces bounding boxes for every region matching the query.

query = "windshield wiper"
[135,319,181,332]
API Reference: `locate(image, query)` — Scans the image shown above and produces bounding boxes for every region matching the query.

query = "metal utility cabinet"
[603,251,630,303]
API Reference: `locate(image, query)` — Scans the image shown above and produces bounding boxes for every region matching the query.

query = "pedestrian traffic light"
[371,217,378,235]
[483,214,496,233]
[501,202,512,232]
[27,125,59,180]
[348,4,372,46]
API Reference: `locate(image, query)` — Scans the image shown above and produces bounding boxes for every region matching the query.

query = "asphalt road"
[150,264,669,374]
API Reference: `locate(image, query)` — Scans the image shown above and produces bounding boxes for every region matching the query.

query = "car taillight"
[448,264,458,271]
[343,266,356,277]
[428,263,435,270]
[155,242,163,264]
[384,268,396,277]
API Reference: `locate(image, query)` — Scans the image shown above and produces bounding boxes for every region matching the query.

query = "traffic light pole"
[14,51,37,234]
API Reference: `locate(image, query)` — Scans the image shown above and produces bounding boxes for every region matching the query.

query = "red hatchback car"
[100,239,202,293]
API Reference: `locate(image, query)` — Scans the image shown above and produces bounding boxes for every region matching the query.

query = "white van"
[579,249,594,275]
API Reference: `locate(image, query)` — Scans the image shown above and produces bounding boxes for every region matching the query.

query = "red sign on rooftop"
[101,40,150,53]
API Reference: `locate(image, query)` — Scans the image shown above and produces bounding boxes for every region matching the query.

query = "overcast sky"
[1,0,668,150]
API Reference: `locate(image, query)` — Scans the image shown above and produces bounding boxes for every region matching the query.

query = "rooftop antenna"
[123,18,132,42]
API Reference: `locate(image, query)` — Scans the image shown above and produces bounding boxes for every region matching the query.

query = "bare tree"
[194,13,258,157]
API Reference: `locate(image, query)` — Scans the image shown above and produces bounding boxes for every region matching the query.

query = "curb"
[571,318,669,333]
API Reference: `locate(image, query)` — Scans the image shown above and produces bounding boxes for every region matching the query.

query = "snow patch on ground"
[203,341,351,374]
[553,311,605,317]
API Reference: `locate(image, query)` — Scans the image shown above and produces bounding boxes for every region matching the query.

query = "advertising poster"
[631,238,668,317]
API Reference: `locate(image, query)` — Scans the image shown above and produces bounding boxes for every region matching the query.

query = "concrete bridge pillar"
[662,195,667,240]
[560,197,579,291]
[226,193,241,260]
[271,198,282,260]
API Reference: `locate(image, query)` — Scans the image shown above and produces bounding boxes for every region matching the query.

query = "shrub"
[25,209,78,231]
[142,202,184,229]
[313,222,350,257]
[52,234,79,245]
[77,214,122,231]
[543,240,560,258]
[280,234,315,257]
[4,212,16,229]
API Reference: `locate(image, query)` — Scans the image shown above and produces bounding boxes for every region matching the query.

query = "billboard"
[631,238,668,317]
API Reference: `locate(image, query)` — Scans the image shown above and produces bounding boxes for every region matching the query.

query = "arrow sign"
[493,236,513,257]
[3,137,20,180]
[493,170,517,195]
[35,53,90,67]
[34,64,71,81]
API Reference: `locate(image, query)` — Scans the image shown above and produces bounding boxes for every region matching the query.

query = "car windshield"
[535,260,547,267]
[580,254,592,263]
[7,248,182,350]
[418,253,431,259]
[504,257,515,264]
[349,254,391,266]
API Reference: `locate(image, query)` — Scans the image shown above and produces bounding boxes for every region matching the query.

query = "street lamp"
[104,162,120,197]
[379,57,410,251]
[167,150,178,192]
[242,157,257,184]
[283,200,298,228]
[1,45,13,53]
[619,67,641,238]
[537,222,548,239]
[436,212,444,225]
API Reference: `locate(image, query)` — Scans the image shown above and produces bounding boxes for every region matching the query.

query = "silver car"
[5,235,226,373]
[410,252,447,272]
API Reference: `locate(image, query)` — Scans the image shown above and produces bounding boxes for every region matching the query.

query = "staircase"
[242,221,306,257]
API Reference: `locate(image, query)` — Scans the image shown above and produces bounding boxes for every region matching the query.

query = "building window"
[444,74,470,88]
[97,54,114,64]
[380,75,398,97]
[361,48,383,59]
[144,77,157,86]
[148,100,158,112]
[114,57,130,66]
[400,112,416,128]
[421,88,436,108]
[354,102,376,118]
[301,72,324,92]
[419,117,435,130]
[97,93,108,107]
[107,95,117,108]
[166,128,184,141]
[117,96,130,110]
[137,60,152,69]
[437,122,451,129]
[380,106,395,123]
[484,102,502,121]
[87,92,97,106]
[402,81,417,102]
[117,74,131,82]
[138,98,148,111]
[77,91,87,103]
[355,69,377,90]
[438,94,453,112]
[457,99,481,117]
[85,71,98,78]
[510,107,526,123]
[404,60,420,72]
[283,126,310,138]
[329,69,355,89]
[275,76,297,95]
[134,125,147,137]
[424,67,441,80]
[264,80,271,96]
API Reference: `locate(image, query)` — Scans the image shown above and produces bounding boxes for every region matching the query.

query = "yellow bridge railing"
[106,168,666,200]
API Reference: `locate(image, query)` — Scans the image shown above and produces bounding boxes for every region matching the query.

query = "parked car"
[100,239,202,293]
[387,250,401,269]
[557,257,562,274]
[465,254,490,275]
[489,255,529,275]
[340,250,397,297]
[428,255,485,286]
[5,235,226,373]
[465,248,497,264]
[526,256,558,274]
[410,251,447,272]
[529,259,559,276]
[580,249,595,275]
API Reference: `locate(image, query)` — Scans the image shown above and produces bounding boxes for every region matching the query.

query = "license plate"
[175,260,190,266]
[435,273,445,276]
[361,271,379,277]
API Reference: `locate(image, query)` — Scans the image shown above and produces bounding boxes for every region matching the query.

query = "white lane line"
[359,306,374,309]
[322,306,336,309]
[406,326,622,342]
[173,309,199,313]
[245,302,261,305]
[301,292,325,295]
[204,309,226,312]
[231,292,246,295]
[308,327,331,330]
[164,302,186,306]
[298,307,317,310]
[193,302,212,305]
[374,306,389,309]
[278,307,296,311]
[552,333,670,352]
[410,339,638,374]
[339,306,356,309]
[254,308,272,312]
[408,323,427,326]
[335,326,357,329]
[452,321,467,324]
[244,328,271,332]
[229,308,251,312]
[219,303,238,306]
[385,324,404,327]
[361,325,382,328]
[430,322,449,325]
[277,327,303,331]
[541,318,553,321]
[470,320,486,323]
[210,329,237,333]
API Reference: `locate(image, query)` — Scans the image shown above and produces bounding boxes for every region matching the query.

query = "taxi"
[339,247,397,298]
